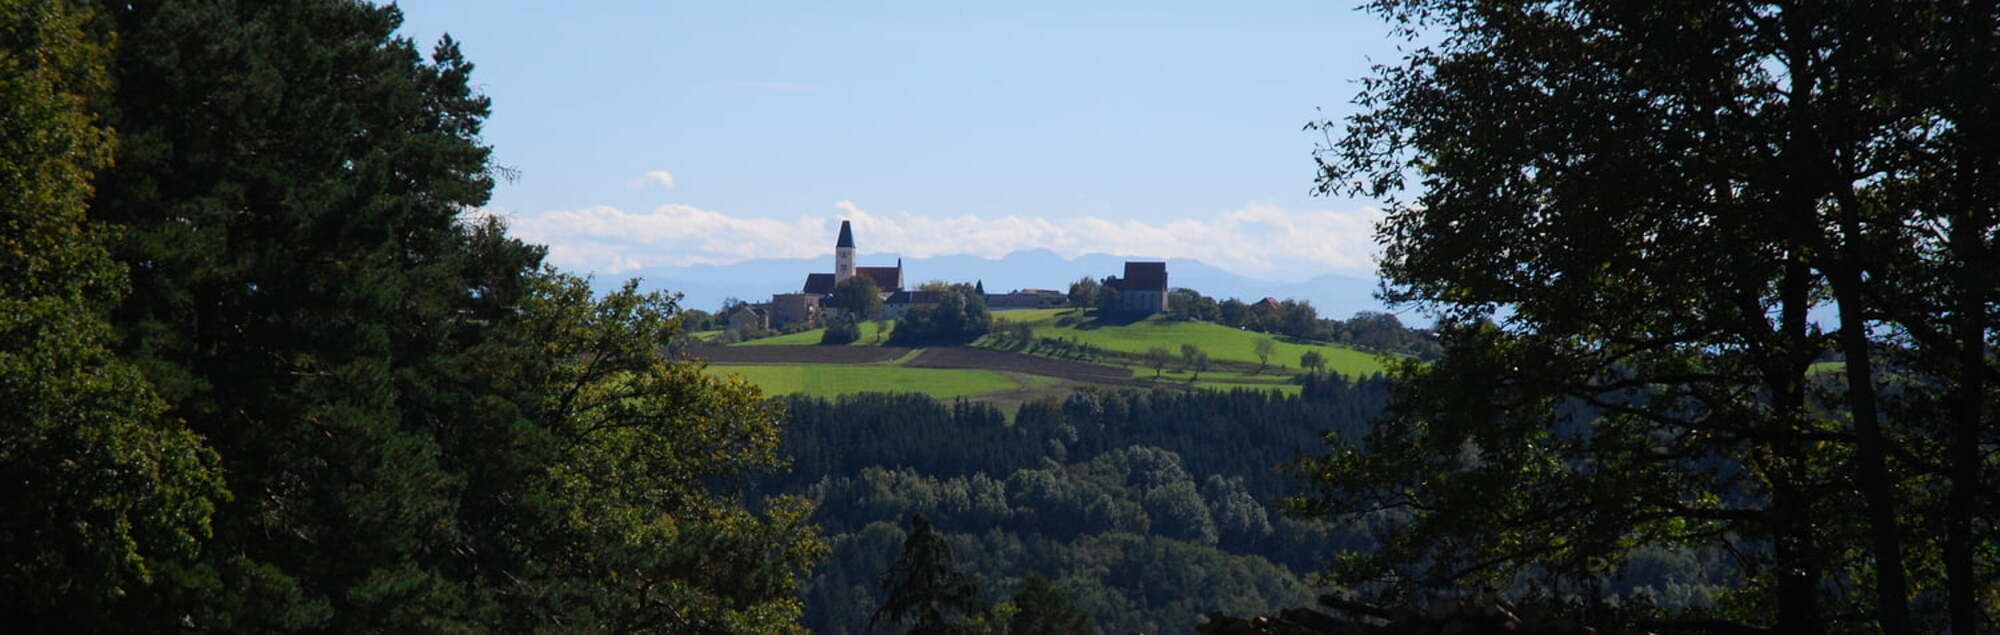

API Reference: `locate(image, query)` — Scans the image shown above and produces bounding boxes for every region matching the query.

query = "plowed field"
[905,347,1142,386]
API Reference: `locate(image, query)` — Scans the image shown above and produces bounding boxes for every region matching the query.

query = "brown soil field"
[905,347,1145,386]
[682,346,911,365]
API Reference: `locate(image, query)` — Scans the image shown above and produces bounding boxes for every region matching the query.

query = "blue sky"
[393,2,1405,282]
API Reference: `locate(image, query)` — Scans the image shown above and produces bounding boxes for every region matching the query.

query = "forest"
[3,0,1995,634]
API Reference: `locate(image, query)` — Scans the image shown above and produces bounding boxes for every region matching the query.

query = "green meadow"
[997,309,1389,377]
[735,320,897,346]
[706,364,1017,400]
[704,307,1373,398]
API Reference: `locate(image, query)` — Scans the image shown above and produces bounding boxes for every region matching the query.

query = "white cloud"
[493,201,1386,280]
[633,170,676,190]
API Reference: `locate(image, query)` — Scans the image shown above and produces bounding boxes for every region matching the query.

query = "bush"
[821,319,861,345]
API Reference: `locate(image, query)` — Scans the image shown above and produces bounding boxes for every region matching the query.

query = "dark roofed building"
[1120,262,1168,292]
[885,290,945,305]
[856,265,903,292]
[1108,261,1168,314]
[802,273,837,295]
[882,289,945,319]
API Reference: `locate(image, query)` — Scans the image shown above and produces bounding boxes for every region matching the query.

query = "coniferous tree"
[872,514,987,634]
[79,1,825,631]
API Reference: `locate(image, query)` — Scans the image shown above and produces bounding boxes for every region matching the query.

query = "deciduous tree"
[835,274,885,321]
[0,2,225,628]
[1145,347,1172,379]
[1298,350,1325,375]
[1293,0,1998,631]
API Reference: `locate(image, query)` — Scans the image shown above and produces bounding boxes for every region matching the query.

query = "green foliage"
[1065,276,1100,308]
[833,274,884,320]
[890,284,992,346]
[1007,575,1096,635]
[58,1,826,630]
[822,315,862,345]
[872,514,988,634]
[1298,350,1325,373]
[1144,346,1171,378]
[0,1,226,626]
[521,274,827,632]
[1298,0,2000,631]
[706,364,1022,400]
[1022,313,1385,377]
[1093,281,1123,315]
[737,319,895,346]
[768,386,1416,633]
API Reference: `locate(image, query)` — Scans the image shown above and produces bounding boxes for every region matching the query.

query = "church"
[801,220,903,295]
[760,220,909,327]
[749,219,1146,329]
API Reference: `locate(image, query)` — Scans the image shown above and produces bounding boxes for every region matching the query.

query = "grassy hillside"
[701,307,1375,401]
[997,309,1390,377]
[707,364,1016,400]
[736,320,896,346]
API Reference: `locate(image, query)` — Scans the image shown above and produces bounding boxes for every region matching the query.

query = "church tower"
[834,220,856,282]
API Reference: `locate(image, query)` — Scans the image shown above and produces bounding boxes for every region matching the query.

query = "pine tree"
[872,514,987,634]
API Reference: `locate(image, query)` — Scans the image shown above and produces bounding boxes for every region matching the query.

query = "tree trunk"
[1945,2,1993,630]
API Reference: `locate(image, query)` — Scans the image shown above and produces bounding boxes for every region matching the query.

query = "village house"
[754,220,1164,327]
[768,220,930,325]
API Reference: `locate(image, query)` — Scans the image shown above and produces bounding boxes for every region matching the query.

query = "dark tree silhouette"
[1007,574,1096,635]
[872,514,987,634]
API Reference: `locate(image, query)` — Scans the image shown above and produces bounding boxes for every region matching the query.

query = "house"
[766,293,822,327]
[725,304,769,331]
[1108,262,1168,314]
[882,290,946,319]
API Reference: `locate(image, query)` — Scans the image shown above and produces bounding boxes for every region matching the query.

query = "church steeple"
[834,220,856,282]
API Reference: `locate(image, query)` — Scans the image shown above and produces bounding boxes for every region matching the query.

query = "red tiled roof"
[856,266,901,291]
[802,273,836,294]
[1120,261,1167,291]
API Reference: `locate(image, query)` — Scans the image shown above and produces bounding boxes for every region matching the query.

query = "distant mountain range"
[589,248,1424,324]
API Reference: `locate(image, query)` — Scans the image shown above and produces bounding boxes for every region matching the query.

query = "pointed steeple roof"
[836,220,855,248]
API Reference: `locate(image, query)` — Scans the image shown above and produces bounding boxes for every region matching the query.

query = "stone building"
[1108,261,1168,314]
[806,220,903,296]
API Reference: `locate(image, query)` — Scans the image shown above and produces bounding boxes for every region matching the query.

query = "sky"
[392,2,1409,282]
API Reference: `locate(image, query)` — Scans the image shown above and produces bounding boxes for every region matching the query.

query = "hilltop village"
[723,220,1169,332]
